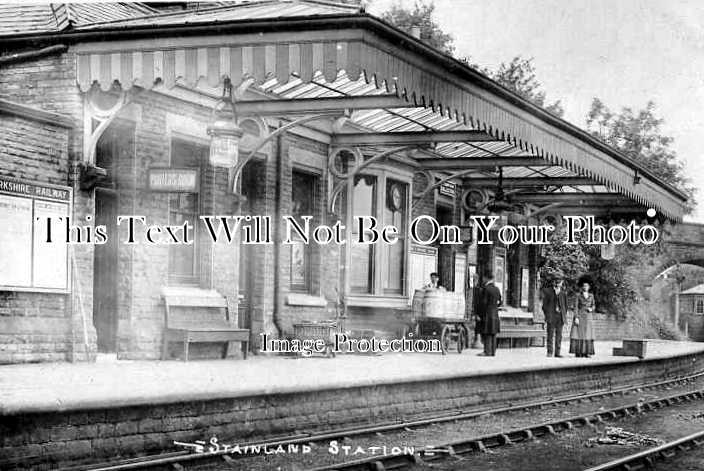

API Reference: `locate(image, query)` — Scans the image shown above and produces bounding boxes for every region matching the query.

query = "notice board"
[409,244,437,299]
[0,177,72,292]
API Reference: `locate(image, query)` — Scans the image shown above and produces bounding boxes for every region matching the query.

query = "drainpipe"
[0,44,67,65]
[272,126,285,338]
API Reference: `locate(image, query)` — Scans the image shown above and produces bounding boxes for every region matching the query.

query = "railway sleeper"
[500,434,513,445]
[660,449,676,458]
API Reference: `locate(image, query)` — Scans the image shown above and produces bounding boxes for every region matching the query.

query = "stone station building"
[0,1,689,363]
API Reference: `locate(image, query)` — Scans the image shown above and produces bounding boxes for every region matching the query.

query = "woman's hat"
[578,275,593,285]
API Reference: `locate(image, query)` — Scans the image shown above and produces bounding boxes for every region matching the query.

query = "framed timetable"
[0,177,72,292]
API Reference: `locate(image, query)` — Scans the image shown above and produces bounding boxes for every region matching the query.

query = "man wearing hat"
[478,272,502,356]
[540,278,569,357]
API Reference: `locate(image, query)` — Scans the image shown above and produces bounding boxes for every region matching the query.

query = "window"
[350,175,376,294]
[168,139,205,283]
[696,298,704,314]
[383,179,406,294]
[348,173,409,297]
[290,170,318,292]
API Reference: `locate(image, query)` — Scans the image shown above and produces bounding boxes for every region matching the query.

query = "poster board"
[454,253,466,294]
[520,266,530,308]
[0,177,72,292]
[408,244,437,302]
[468,264,477,288]
[494,248,506,303]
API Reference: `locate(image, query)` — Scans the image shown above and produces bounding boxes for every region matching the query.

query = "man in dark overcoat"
[479,272,502,356]
[540,278,569,357]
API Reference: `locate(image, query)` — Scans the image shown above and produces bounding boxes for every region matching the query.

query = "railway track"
[584,429,704,471]
[55,371,704,471]
[310,389,704,470]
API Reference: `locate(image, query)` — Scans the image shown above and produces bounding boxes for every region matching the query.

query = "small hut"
[680,284,704,341]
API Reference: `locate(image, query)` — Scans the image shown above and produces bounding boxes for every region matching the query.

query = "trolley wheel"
[440,325,451,355]
[457,326,467,354]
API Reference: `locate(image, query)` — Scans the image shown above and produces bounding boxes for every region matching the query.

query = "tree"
[461,55,564,117]
[490,57,564,117]
[586,99,695,213]
[539,223,589,294]
[380,1,455,56]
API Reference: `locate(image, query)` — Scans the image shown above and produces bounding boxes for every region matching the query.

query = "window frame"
[167,137,206,286]
[289,169,320,293]
[344,165,412,305]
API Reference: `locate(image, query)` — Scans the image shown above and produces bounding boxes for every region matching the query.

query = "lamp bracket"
[83,86,138,164]
[229,113,339,192]
[327,145,412,214]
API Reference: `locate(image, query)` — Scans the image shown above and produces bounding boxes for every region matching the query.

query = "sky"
[369,0,704,223]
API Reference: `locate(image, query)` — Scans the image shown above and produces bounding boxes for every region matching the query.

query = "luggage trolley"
[408,289,470,355]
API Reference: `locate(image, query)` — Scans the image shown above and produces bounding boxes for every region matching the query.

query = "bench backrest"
[162,288,234,330]
[499,307,539,325]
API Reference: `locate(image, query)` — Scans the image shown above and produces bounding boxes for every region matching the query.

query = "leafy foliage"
[490,57,565,117]
[588,254,639,318]
[380,1,455,55]
[586,99,696,213]
[460,56,564,117]
[538,224,589,295]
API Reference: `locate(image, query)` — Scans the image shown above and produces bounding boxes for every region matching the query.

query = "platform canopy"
[55,0,687,220]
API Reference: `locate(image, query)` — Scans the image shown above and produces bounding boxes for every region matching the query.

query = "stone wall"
[2,350,702,468]
[0,109,77,363]
[0,50,96,363]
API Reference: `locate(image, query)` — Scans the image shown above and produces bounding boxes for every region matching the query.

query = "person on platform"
[478,272,502,356]
[424,272,445,290]
[569,278,596,358]
[541,278,568,357]
[471,273,483,348]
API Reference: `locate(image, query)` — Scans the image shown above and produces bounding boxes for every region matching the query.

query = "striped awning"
[73,27,687,221]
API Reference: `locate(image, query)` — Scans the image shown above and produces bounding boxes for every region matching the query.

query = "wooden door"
[436,205,454,290]
[93,189,118,352]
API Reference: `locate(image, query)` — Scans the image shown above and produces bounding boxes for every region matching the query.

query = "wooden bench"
[497,308,546,348]
[161,287,249,361]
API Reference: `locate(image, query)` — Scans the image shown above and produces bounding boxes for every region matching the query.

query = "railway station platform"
[3,340,704,468]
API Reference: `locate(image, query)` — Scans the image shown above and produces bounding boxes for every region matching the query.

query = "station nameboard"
[0,177,72,292]
[148,168,200,192]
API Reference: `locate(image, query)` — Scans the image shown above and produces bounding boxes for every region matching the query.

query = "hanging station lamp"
[207,77,244,168]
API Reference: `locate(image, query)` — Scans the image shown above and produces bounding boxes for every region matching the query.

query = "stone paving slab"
[1,340,703,414]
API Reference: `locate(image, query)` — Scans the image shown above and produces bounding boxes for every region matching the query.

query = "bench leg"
[243,341,248,360]
[183,340,189,361]
[161,335,169,360]
[222,341,230,359]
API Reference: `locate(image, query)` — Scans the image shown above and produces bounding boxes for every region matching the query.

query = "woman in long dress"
[570,280,596,357]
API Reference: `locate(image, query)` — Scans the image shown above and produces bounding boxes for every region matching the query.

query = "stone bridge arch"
[635,222,704,301]
[653,222,704,277]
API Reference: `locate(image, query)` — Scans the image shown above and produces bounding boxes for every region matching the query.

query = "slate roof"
[0,1,361,37]
[0,3,158,37]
